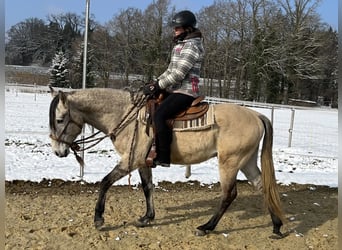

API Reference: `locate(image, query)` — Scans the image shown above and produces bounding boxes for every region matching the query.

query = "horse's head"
[49,87,83,157]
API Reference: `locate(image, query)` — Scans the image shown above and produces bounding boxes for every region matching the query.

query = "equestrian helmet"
[171,10,197,28]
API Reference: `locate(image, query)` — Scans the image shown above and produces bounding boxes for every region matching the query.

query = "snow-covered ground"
[5,89,338,187]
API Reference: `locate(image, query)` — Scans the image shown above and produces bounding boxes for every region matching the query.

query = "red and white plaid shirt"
[158,32,204,97]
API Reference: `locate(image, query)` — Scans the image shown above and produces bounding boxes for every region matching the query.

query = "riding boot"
[153,93,194,168]
[154,129,172,167]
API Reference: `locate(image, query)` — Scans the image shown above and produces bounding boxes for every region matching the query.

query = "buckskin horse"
[48,86,285,237]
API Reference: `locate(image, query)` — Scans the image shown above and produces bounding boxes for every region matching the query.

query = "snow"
[5,89,338,187]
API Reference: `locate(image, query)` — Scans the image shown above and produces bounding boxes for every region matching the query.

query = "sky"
[4,0,338,32]
[5,87,337,187]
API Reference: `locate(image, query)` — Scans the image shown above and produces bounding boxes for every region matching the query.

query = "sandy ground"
[5,180,337,250]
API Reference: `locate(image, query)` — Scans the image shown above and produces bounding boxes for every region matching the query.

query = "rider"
[143,10,205,167]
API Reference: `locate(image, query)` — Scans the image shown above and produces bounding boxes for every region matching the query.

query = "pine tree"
[69,41,96,89]
[49,50,70,88]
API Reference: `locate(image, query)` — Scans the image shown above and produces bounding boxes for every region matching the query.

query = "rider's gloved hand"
[143,81,160,95]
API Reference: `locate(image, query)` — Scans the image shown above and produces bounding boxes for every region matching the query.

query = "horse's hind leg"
[94,163,129,229]
[240,149,262,191]
[136,167,155,227]
[270,210,283,237]
[196,170,238,236]
[241,149,284,237]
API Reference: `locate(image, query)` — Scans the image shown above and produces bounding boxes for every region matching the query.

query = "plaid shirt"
[158,34,204,97]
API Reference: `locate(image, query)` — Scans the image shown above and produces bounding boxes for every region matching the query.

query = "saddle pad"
[138,105,215,132]
[172,104,215,131]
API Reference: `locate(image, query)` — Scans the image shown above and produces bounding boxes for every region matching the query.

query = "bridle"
[49,109,83,150]
[49,106,107,168]
[49,92,147,172]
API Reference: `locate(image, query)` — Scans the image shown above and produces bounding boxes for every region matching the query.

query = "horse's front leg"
[136,167,155,227]
[94,163,129,229]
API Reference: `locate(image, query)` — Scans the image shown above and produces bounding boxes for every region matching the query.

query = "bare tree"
[275,0,323,102]
[5,18,51,65]
[199,1,240,98]
[107,8,145,85]
[47,12,85,55]
[4,0,337,106]
[90,26,116,88]
[141,0,171,80]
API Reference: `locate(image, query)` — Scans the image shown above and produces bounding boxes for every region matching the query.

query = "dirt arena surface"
[5,180,337,250]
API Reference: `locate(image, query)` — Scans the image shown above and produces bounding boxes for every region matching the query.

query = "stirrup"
[146,143,157,167]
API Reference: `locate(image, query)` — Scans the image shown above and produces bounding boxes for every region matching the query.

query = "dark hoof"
[94,217,104,230]
[135,216,153,227]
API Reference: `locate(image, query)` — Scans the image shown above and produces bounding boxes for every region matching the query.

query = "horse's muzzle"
[54,148,69,157]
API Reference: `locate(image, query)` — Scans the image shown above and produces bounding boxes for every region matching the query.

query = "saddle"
[145,95,209,133]
[172,95,208,121]
[144,94,209,167]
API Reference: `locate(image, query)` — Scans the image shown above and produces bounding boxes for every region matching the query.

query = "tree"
[5,18,52,65]
[69,40,96,89]
[5,13,85,66]
[198,1,240,98]
[275,0,323,102]
[141,0,171,80]
[90,26,116,88]
[4,1,337,106]
[315,27,338,107]
[47,12,84,55]
[105,0,172,87]
[49,50,70,88]
[106,8,144,85]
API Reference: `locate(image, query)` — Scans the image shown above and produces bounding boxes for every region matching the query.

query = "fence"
[204,96,337,158]
[6,84,338,178]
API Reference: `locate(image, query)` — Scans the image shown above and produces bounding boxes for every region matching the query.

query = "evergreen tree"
[69,40,96,89]
[49,50,70,88]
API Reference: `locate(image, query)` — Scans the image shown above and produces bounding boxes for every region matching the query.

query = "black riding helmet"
[171,10,196,28]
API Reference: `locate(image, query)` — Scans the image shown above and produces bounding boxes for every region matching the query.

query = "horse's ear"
[49,84,57,97]
[58,90,68,106]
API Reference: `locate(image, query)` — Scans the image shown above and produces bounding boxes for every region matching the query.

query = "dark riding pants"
[154,93,195,163]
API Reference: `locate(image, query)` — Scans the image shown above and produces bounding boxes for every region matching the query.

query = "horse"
[48,86,285,237]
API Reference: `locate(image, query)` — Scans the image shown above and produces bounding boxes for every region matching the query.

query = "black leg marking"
[94,165,129,229]
[136,167,155,227]
[195,182,237,236]
[268,211,286,239]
